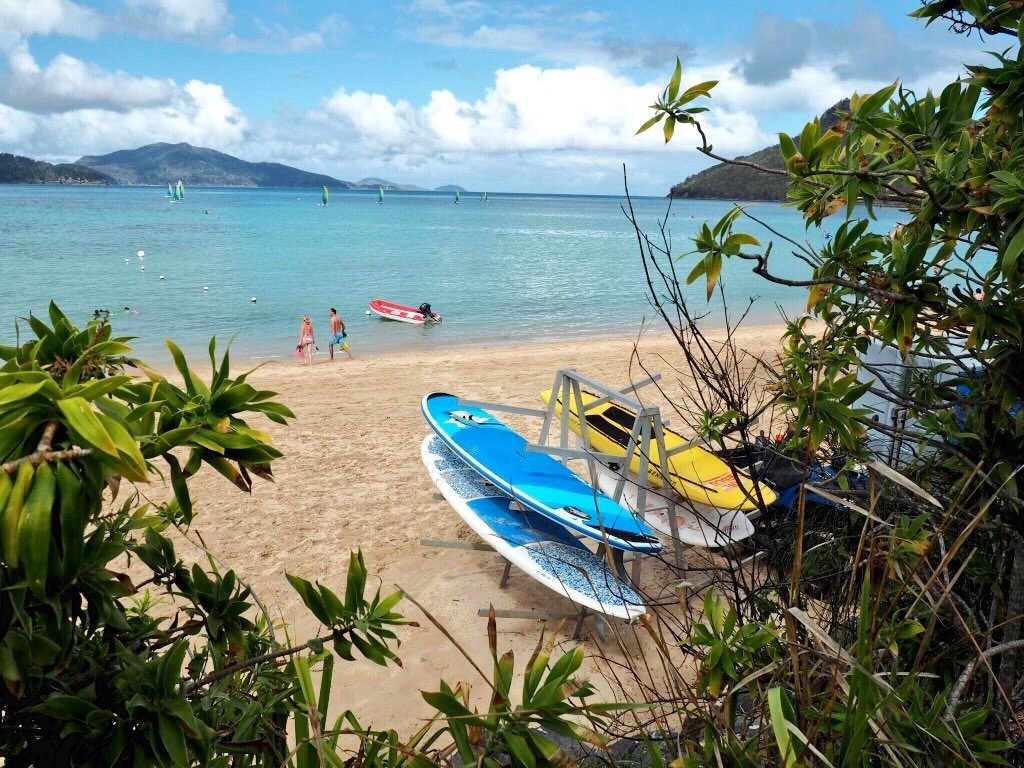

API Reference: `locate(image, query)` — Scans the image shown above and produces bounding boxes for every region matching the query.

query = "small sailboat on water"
[166,182,173,197]
[175,180,185,202]
[321,186,329,206]
[454,189,460,204]
[481,191,488,202]
[377,187,384,204]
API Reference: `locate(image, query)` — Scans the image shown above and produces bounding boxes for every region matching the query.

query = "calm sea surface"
[0,186,904,365]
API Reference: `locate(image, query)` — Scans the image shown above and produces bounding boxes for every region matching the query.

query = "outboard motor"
[418,302,435,321]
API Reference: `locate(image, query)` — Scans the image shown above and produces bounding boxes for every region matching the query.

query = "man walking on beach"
[328,308,354,360]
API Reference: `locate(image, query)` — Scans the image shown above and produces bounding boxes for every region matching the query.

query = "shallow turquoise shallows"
[0,186,904,365]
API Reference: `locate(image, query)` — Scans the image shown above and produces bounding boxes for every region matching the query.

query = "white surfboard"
[421,435,646,621]
[593,460,755,548]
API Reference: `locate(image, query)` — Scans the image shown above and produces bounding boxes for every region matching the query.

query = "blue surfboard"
[421,436,646,619]
[421,392,662,553]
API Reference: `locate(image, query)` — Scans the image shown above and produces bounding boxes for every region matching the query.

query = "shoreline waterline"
[131,313,797,373]
[1,186,905,368]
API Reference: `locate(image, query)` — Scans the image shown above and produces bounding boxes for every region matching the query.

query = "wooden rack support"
[418,538,607,640]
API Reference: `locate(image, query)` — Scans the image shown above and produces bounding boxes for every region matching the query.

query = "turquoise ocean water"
[0,186,905,365]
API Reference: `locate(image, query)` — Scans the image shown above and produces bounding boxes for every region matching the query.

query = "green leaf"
[0,381,45,407]
[421,690,474,718]
[666,57,682,101]
[768,687,799,768]
[663,114,676,144]
[158,712,189,767]
[494,650,514,705]
[705,254,723,300]
[165,339,196,395]
[29,694,100,722]
[858,80,898,116]
[166,454,193,523]
[726,232,760,247]
[779,132,798,160]
[98,411,149,481]
[287,573,331,626]
[685,257,707,285]
[1001,224,1024,275]
[505,733,537,768]
[635,113,664,136]
[679,79,718,103]
[65,376,132,402]
[57,397,119,457]
[159,642,188,696]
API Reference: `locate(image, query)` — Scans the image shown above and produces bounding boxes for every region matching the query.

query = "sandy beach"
[164,323,788,735]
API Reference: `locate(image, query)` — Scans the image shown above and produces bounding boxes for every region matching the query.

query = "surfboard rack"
[459,369,690,570]
[476,608,608,643]
[453,370,768,615]
[418,537,610,639]
[540,369,692,570]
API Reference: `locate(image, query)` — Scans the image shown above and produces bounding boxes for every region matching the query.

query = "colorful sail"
[176,180,185,200]
[454,189,460,204]
[377,187,384,204]
[166,182,173,196]
[322,186,329,206]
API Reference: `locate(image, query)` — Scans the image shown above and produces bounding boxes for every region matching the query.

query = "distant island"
[75,143,360,188]
[0,153,113,185]
[668,99,850,201]
[3,141,457,191]
[357,177,426,192]
[434,185,467,193]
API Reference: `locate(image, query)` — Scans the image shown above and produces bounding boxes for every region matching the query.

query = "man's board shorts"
[329,332,348,346]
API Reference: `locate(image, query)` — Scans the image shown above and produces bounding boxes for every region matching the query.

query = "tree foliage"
[0,304,412,766]
[0,305,626,767]
[636,0,1024,760]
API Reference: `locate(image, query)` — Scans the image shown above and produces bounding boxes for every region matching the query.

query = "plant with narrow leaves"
[636,57,718,147]
[422,609,632,767]
[687,590,783,700]
[0,303,410,766]
[629,1,1022,760]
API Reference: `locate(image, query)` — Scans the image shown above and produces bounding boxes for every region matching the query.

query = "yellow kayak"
[540,389,776,511]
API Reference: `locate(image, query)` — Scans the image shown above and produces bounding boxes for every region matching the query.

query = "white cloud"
[122,0,229,38]
[315,65,769,159]
[295,64,774,193]
[320,90,418,149]
[0,0,103,47]
[0,101,34,143]
[0,45,175,112]
[3,78,248,162]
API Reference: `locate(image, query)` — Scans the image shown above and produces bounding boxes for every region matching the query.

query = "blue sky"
[0,1,991,194]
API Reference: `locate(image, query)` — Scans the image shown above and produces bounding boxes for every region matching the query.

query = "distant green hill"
[76,142,355,188]
[669,100,850,200]
[0,153,113,185]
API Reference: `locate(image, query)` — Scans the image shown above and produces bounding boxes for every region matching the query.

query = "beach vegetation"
[631,0,1024,764]
[0,303,416,766]
[0,304,628,767]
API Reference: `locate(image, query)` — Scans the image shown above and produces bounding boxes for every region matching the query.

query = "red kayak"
[368,299,442,325]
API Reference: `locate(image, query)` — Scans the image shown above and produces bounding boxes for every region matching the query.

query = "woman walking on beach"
[298,316,316,366]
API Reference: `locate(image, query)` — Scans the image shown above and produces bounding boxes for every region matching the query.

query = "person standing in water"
[328,307,353,360]
[298,315,316,366]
